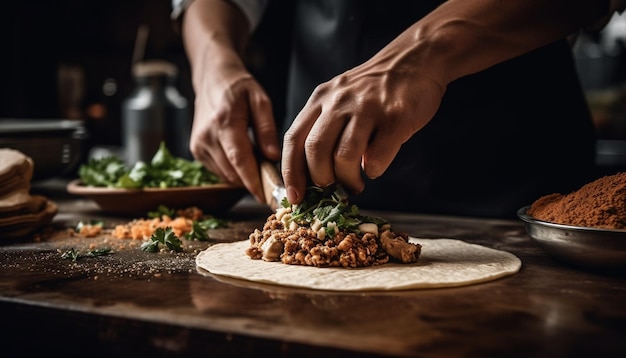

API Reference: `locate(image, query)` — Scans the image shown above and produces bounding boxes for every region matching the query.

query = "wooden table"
[1,180,626,357]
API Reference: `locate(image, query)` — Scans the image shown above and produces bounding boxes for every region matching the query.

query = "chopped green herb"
[140,238,160,253]
[325,225,336,239]
[78,156,127,187]
[78,141,220,189]
[61,247,112,261]
[141,227,183,252]
[61,248,80,261]
[184,217,230,241]
[285,184,388,236]
[197,216,230,230]
[147,205,176,219]
[185,221,210,241]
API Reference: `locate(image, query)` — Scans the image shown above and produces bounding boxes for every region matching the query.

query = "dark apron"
[281,0,596,219]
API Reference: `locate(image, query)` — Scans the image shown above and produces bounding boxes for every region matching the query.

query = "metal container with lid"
[121,60,190,164]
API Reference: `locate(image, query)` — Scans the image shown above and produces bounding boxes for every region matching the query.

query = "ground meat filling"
[246,213,420,268]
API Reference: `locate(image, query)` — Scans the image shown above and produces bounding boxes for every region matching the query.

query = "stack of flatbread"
[0,148,57,239]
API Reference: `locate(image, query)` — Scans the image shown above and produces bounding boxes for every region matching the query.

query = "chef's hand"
[281,50,446,205]
[189,65,280,203]
[182,0,280,203]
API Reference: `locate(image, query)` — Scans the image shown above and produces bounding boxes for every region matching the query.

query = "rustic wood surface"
[1,180,625,357]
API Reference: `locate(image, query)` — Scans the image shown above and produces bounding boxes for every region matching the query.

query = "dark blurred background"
[2,0,626,176]
[0,0,292,155]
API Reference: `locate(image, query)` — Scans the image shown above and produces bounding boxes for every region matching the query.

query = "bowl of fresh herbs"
[67,142,247,216]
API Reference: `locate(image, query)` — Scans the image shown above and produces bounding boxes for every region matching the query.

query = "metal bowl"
[517,206,626,269]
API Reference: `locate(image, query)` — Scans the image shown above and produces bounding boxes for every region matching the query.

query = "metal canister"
[121,60,190,164]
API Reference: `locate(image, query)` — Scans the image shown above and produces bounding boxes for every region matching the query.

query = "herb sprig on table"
[283,184,388,236]
[141,227,183,252]
[140,214,230,252]
[184,217,230,241]
[78,141,219,189]
[61,248,113,261]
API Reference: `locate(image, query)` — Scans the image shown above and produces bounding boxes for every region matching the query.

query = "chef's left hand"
[281,51,446,205]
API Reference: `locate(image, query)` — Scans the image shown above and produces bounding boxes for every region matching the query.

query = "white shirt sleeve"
[171,0,268,32]
[587,0,626,31]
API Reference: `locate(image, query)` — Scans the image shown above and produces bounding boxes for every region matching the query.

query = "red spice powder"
[528,172,626,229]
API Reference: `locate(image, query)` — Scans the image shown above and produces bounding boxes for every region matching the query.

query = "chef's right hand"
[189,64,280,203]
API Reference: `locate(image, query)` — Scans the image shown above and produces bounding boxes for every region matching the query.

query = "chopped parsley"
[284,184,388,236]
[61,247,113,261]
[141,227,183,252]
[78,141,220,188]
[185,221,210,241]
[184,217,230,241]
[147,205,177,219]
[197,216,230,230]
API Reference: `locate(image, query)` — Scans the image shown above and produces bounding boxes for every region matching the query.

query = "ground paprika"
[528,172,626,229]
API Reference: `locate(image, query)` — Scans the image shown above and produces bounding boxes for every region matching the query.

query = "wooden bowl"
[66,179,248,217]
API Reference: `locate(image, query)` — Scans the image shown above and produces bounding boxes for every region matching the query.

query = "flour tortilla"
[0,148,33,196]
[0,190,47,214]
[196,238,521,291]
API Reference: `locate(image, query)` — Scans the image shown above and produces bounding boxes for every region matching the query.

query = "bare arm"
[411,0,609,83]
[281,0,611,204]
[181,0,280,202]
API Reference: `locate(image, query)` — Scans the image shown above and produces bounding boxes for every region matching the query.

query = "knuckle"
[304,134,324,157]
[310,82,330,100]
[255,117,276,136]
[224,148,247,168]
[189,143,202,158]
[189,136,209,159]
[382,100,406,118]
[251,90,271,107]
[214,109,234,127]
[280,165,294,177]
[282,128,300,147]
[334,145,357,164]
[329,88,352,108]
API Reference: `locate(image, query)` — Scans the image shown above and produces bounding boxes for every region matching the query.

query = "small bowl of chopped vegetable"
[66,142,247,217]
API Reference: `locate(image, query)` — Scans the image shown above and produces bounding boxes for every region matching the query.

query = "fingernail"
[286,186,299,204]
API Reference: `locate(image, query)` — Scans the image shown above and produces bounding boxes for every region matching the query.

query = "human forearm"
[180,0,279,202]
[383,0,610,86]
[280,0,613,204]
[181,0,251,91]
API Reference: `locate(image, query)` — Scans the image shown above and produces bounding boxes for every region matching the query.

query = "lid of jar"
[132,60,178,78]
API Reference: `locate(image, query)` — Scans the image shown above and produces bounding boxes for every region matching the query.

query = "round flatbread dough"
[0,149,34,196]
[196,238,521,291]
